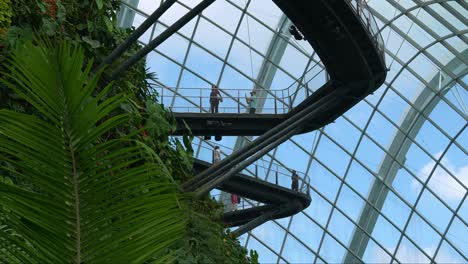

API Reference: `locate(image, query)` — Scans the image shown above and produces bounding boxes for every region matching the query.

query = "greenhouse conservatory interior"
[0,0,466,263]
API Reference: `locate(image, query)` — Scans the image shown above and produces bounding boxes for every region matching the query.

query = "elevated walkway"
[178,0,386,235]
[193,159,311,223]
[172,0,386,137]
[194,159,310,230]
[103,0,387,236]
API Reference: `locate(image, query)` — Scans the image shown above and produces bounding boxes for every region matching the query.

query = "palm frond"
[0,39,187,263]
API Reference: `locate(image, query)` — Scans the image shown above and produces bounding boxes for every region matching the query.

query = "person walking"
[209,84,222,113]
[291,170,299,192]
[246,91,257,114]
[212,145,221,164]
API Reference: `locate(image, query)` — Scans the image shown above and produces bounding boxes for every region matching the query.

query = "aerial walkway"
[101,0,386,236]
[179,0,386,235]
[180,0,386,227]
[171,0,386,137]
[194,158,310,236]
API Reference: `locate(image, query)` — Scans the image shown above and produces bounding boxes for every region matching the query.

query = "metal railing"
[199,143,311,197]
[151,66,326,115]
[160,87,291,114]
[150,1,385,116]
[345,0,386,62]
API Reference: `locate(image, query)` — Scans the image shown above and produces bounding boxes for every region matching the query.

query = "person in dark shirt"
[209,84,222,113]
[291,170,299,191]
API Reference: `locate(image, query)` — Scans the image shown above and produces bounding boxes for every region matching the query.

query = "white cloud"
[435,247,465,264]
[370,245,427,263]
[411,152,468,201]
[372,245,464,264]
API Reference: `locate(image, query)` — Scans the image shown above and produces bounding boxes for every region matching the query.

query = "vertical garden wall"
[0,1,256,263]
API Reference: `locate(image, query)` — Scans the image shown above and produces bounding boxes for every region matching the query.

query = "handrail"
[345,0,386,62]
[151,66,326,114]
[197,143,311,195]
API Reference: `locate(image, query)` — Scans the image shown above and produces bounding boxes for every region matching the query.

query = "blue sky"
[123,0,467,262]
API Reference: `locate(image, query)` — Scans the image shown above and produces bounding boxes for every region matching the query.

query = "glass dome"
[119,0,467,263]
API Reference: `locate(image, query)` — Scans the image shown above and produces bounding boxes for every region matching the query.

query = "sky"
[120,0,467,263]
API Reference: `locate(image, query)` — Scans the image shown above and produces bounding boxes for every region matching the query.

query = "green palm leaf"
[0,40,187,263]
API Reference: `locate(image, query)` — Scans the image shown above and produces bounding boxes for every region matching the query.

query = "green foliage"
[0,0,12,39]
[0,0,12,27]
[1,0,149,109]
[0,39,188,263]
[129,98,195,184]
[0,0,257,262]
[250,249,260,264]
[169,198,253,264]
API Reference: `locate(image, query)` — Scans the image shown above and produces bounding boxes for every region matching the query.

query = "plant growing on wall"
[0,39,188,263]
[0,0,259,262]
[0,0,12,40]
[1,0,149,110]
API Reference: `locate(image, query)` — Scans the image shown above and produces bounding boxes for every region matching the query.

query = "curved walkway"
[194,158,310,236]
[173,0,386,137]
[103,0,387,236]
[176,0,386,235]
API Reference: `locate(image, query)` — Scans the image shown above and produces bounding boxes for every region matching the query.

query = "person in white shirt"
[245,91,257,114]
[212,145,221,163]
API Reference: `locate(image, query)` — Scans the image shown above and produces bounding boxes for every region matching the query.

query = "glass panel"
[381,191,411,229]
[305,189,333,227]
[447,217,468,257]
[289,212,323,252]
[356,136,385,174]
[194,18,233,58]
[363,239,392,263]
[250,221,285,253]
[315,136,352,177]
[416,189,452,232]
[372,214,401,251]
[147,51,181,87]
[435,241,467,264]
[309,161,342,201]
[324,117,361,153]
[406,214,441,258]
[281,235,316,263]
[395,237,431,263]
[203,0,242,33]
[185,45,223,82]
[345,161,375,197]
[336,185,365,222]
[328,210,355,245]
[318,234,347,264]
[393,167,422,206]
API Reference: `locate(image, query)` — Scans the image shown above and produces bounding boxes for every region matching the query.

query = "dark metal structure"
[194,159,310,236]
[104,0,386,236]
[179,0,386,234]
